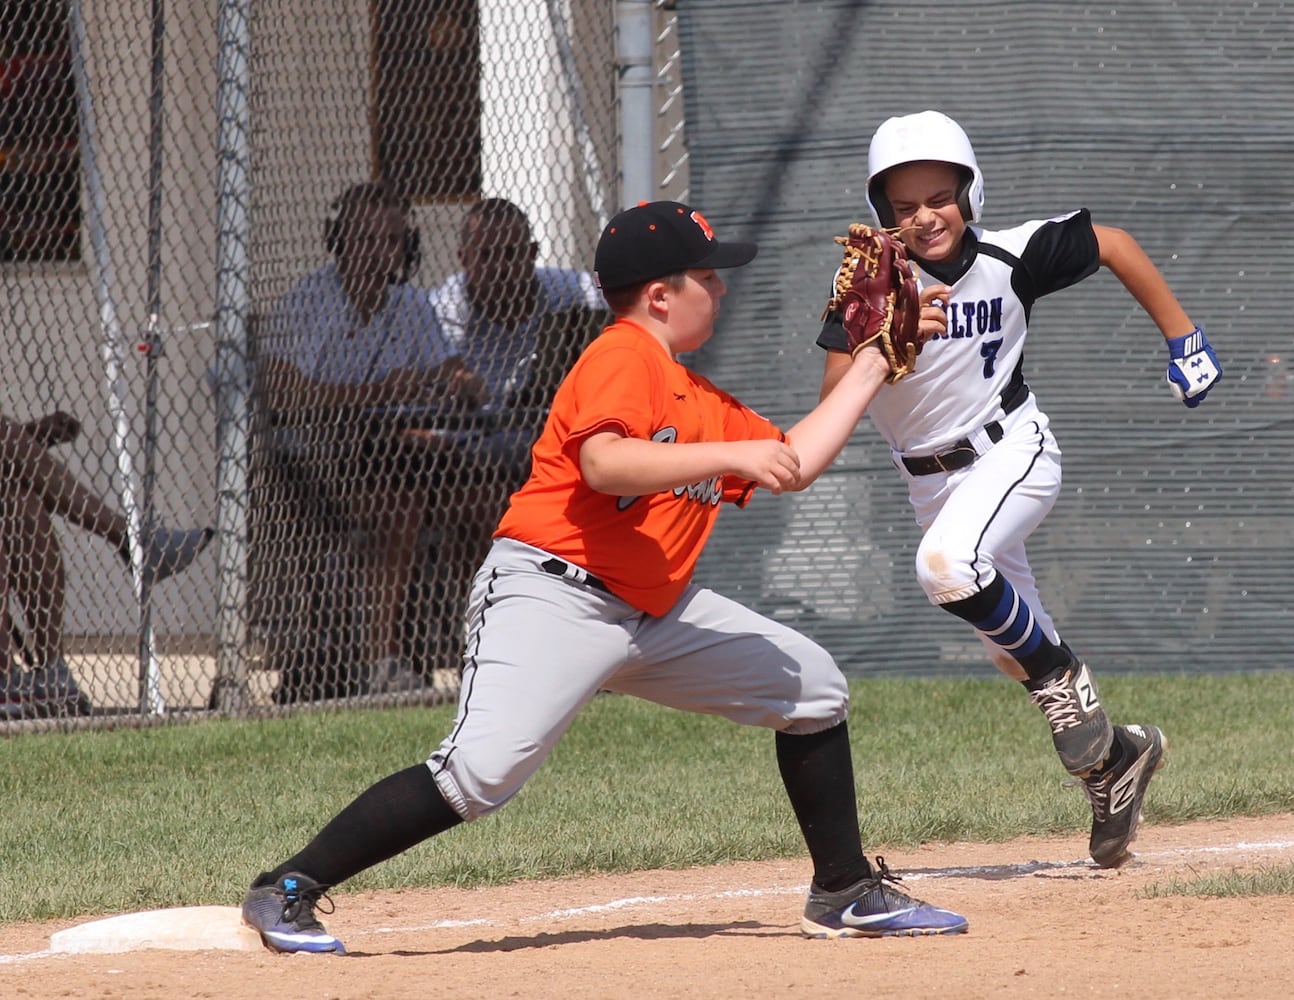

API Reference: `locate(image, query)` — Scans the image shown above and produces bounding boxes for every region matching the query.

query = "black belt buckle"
[902,442,977,476]
[902,416,1011,476]
[932,445,977,473]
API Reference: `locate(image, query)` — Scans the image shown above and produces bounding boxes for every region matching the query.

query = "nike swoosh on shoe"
[840,903,919,928]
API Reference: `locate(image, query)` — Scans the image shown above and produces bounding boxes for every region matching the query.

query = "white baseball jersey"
[817,209,1100,455]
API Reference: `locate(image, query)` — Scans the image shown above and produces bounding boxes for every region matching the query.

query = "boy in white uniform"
[817,111,1223,868]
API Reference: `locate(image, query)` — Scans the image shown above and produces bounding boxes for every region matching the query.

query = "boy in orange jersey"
[241,201,967,953]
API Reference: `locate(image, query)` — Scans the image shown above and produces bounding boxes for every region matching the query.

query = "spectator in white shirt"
[259,181,484,698]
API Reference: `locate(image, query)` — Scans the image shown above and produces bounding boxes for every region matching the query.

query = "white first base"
[50,905,264,954]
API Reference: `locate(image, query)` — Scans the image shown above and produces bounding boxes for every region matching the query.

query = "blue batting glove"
[1165,326,1222,408]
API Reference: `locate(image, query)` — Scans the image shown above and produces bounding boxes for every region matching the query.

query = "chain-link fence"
[10,1,1286,734]
[4,0,231,726]
[3,1,695,729]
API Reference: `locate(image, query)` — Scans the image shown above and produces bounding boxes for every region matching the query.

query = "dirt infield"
[2,813,1291,999]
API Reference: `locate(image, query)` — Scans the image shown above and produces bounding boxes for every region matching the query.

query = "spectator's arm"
[259,354,484,413]
[258,355,372,413]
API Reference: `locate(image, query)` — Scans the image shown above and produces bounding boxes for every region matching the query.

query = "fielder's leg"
[609,585,967,937]
[243,764,463,953]
[777,723,968,937]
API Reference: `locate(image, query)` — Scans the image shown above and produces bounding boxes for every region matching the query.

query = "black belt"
[900,380,1030,477]
[541,557,612,594]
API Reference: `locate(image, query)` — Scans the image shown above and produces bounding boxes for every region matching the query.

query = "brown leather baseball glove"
[825,223,922,383]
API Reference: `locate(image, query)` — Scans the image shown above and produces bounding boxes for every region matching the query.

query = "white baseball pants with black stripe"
[901,397,1065,673]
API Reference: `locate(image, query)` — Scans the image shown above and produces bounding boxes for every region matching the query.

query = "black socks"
[258,763,463,889]
[776,722,870,893]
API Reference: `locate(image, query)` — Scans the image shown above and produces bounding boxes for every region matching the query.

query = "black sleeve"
[1021,208,1101,298]
[815,310,849,353]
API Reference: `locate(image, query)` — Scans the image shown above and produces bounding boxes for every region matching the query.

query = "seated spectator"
[0,411,212,719]
[430,197,608,423]
[427,198,609,538]
[418,201,609,671]
[257,180,484,701]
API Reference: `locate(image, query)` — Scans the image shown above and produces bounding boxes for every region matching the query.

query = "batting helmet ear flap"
[954,166,981,225]
[867,177,897,230]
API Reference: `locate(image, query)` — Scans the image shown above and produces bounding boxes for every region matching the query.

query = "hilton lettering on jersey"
[939,297,1003,340]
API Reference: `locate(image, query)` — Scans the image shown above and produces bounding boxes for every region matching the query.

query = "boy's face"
[882,161,968,263]
[338,203,407,285]
[664,269,727,354]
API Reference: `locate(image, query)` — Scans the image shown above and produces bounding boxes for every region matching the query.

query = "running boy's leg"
[906,418,1162,866]
[910,418,1114,774]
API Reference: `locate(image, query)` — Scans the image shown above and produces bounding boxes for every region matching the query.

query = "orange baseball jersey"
[495,318,783,616]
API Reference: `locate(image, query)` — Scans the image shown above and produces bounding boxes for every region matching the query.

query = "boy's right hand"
[731,439,801,494]
[918,284,953,344]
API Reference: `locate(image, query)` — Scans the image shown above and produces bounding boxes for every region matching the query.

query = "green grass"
[1142,865,1294,899]
[2,672,1292,923]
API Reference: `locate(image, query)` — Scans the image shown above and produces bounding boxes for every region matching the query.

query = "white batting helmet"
[865,110,985,228]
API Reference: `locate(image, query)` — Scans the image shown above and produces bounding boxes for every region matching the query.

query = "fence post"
[68,0,164,714]
[211,0,253,713]
[614,0,654,207]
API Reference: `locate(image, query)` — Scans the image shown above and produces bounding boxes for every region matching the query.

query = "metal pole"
[66,0,164,714]
[615,0,655,207]
[136,0,168,709]
[211,0,253,712]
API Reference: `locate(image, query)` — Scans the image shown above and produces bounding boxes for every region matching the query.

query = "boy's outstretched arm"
[1095,224,1223,407]
[580,349,892,499]
[784,347,891,489]
[1094,224,1195,338]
